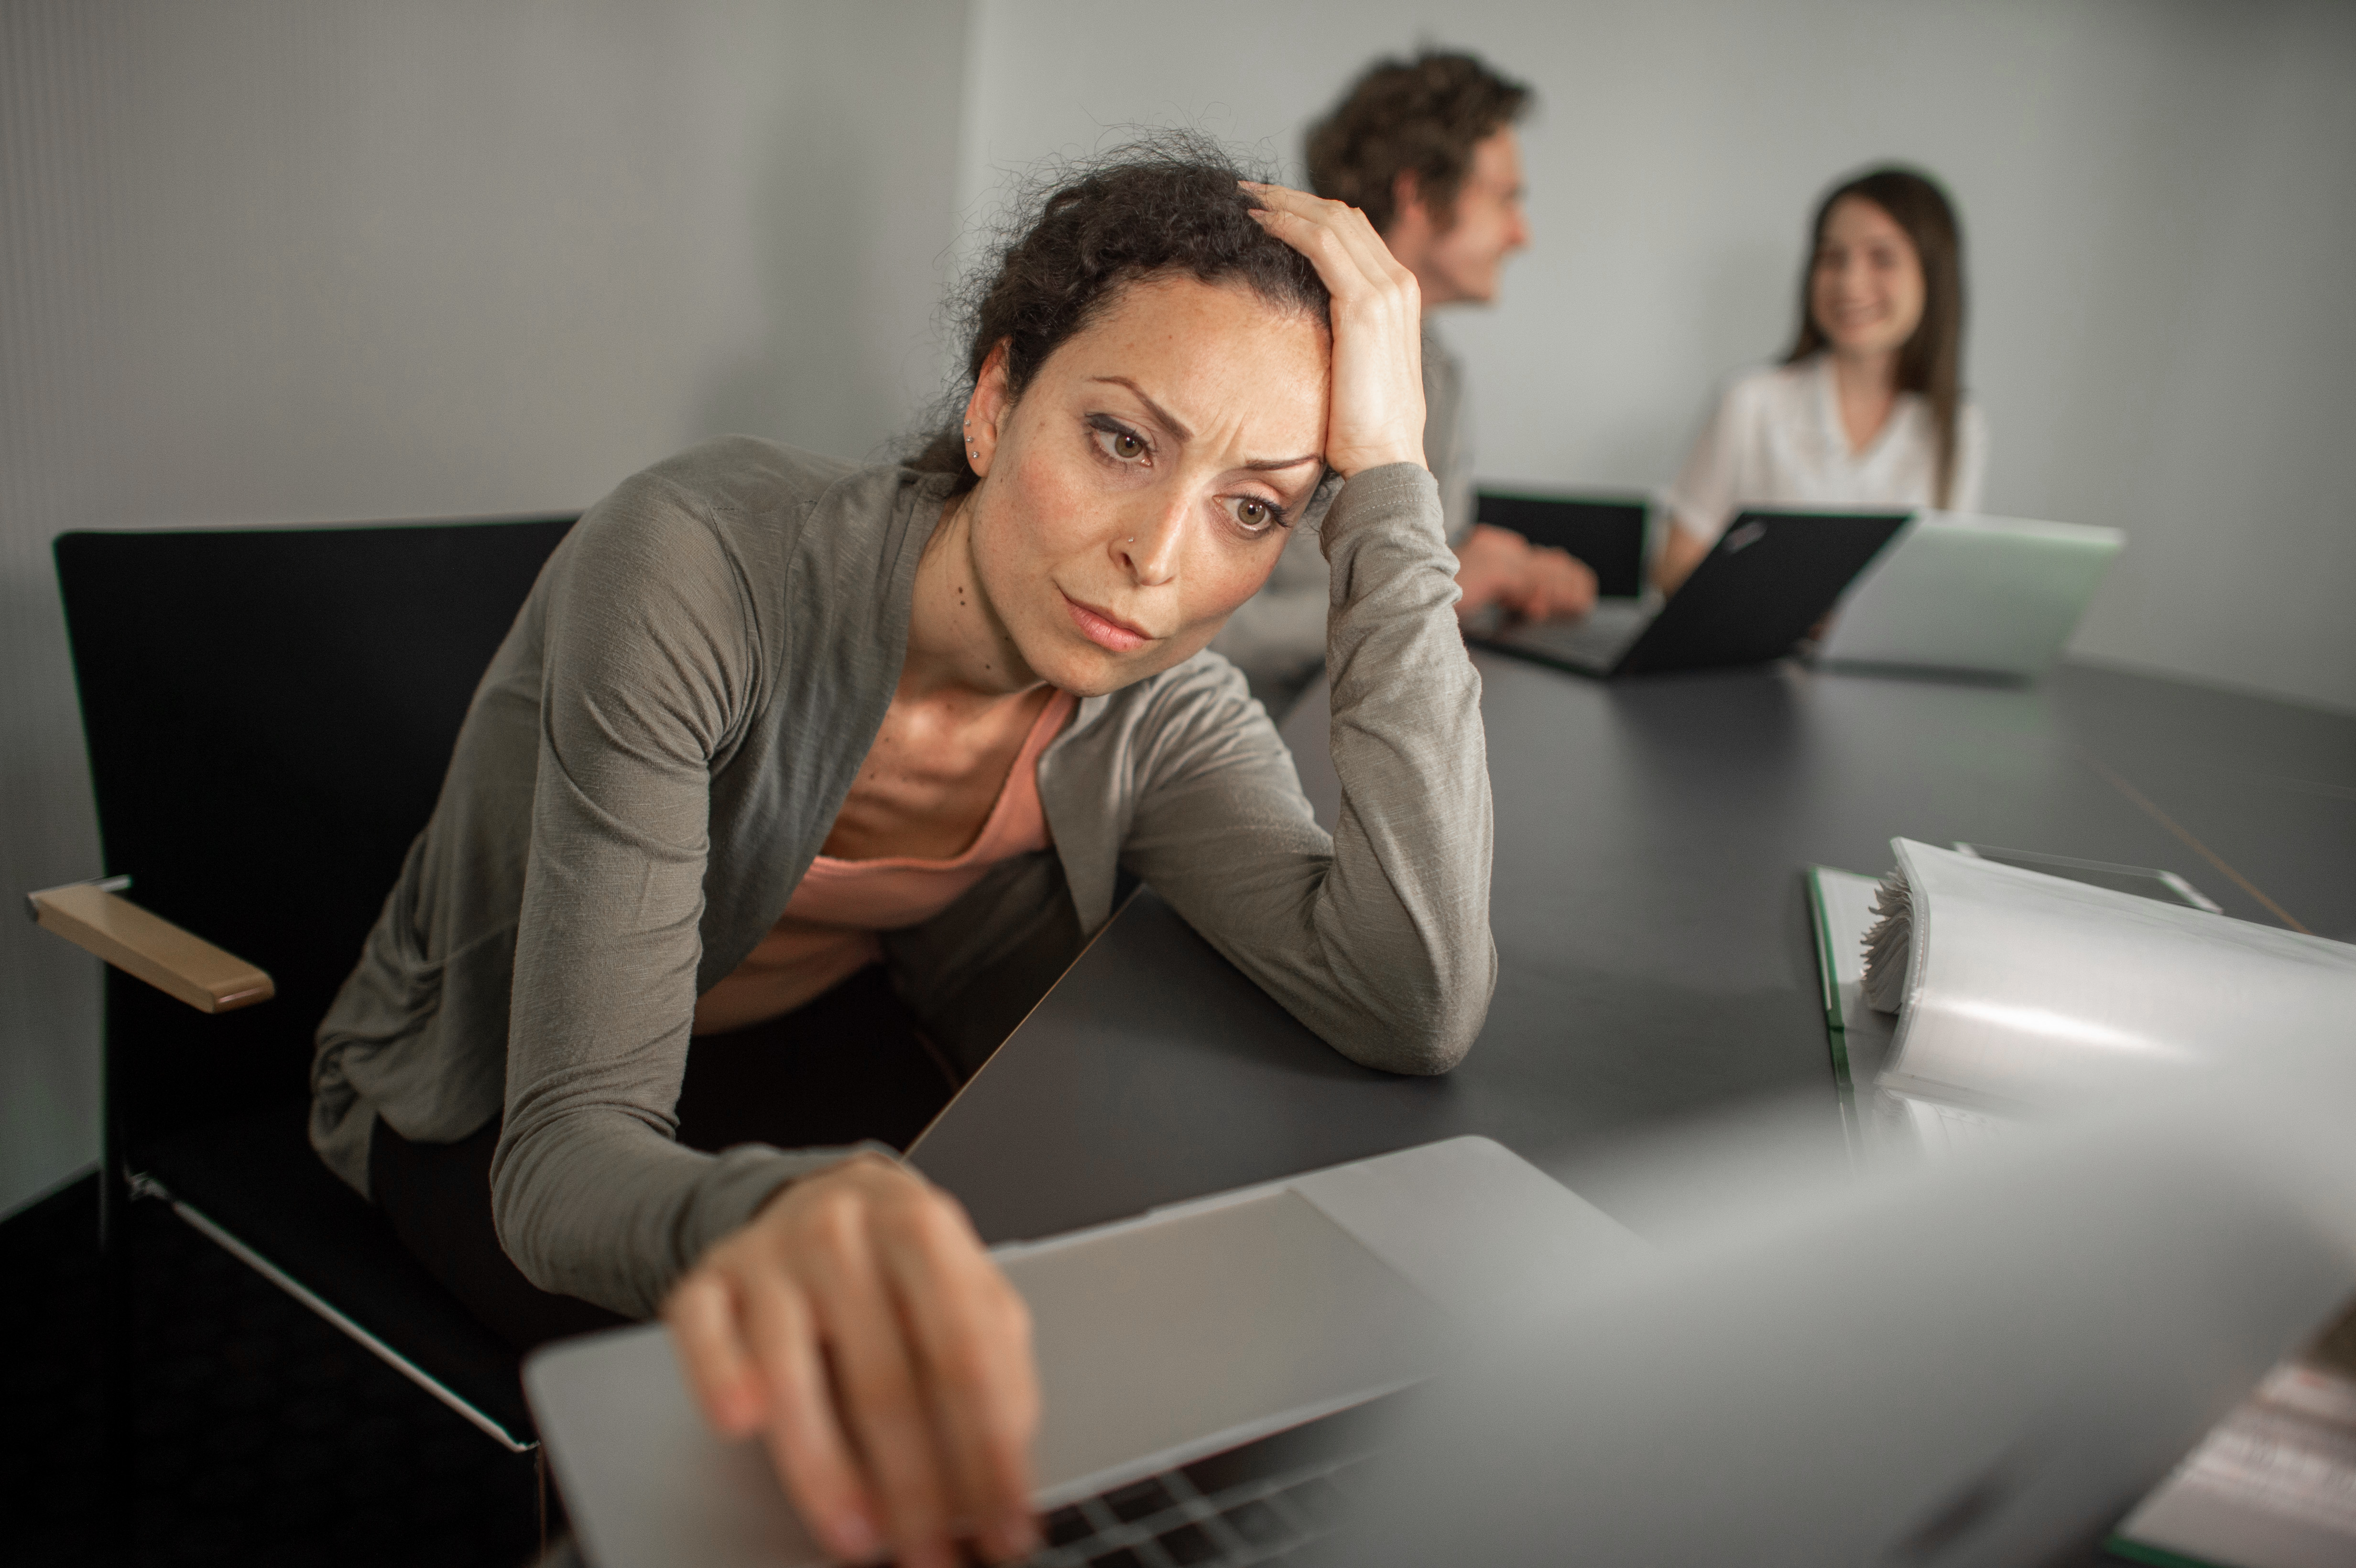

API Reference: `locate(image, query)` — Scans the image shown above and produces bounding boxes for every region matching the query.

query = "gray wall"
[5,0,2350,1215]
[0,0,969,1217]
[962,0,2356,711]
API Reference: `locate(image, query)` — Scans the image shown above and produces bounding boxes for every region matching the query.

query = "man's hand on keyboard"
[664,1152,1042,1568]
[1453,523,1598,624]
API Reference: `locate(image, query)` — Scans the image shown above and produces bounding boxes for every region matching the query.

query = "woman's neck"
[1826,346,1900,457]
[902,490,1048,707]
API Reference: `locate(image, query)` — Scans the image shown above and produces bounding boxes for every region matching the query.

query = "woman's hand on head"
[1242,182,1427,478]
[663,1153,1040,1568]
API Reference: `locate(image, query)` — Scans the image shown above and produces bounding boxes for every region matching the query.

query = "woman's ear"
[963,340,1014,479]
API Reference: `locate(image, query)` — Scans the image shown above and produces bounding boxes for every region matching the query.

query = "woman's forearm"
[1308,462,1496,1068]
[1655,520,1712,594]
[1126,463,1495,1074]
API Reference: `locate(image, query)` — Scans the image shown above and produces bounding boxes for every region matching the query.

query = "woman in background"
[1656,165,1985,592]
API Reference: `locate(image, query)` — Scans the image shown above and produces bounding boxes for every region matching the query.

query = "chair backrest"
[54,518,575,1161]
[1474,491,1650,598]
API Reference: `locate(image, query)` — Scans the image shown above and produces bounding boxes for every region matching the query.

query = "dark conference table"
[912,651,2356,1246]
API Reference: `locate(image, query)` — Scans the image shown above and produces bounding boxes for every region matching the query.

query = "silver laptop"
[1816,510,2124,678]
[524,1135,1643,1568]
[530,1093,2355,1567]
[1334,1088,2356,1566]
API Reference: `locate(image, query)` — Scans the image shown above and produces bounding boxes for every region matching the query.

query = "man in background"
[1213,51,1597,712]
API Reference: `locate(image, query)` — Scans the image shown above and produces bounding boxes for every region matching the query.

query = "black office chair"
[1474,490,1651,598]
[45,517,575,1476]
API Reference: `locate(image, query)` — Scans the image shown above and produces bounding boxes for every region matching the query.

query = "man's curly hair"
[1306,51,1531,237]
[910,133,1331,493]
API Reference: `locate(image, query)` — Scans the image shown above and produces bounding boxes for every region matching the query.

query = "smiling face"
[954,274,1331,697]
[1390,129,1528,308]
[1810,195,1927,359]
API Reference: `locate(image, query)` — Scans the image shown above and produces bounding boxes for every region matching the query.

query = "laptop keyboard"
[1483,598,1648,670]
[999,1397,1391,1568]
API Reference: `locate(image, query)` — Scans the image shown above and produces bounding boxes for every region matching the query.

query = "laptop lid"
[524,1136,1639,1568]
[1330,1091,2356,1567]
[1473,490,1651,599]
[1614,507,1909,676]
[1817,512,2124,679]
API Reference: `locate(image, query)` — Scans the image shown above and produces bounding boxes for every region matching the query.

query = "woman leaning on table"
[306,140,1494,1568]
[1655,164,1987,593]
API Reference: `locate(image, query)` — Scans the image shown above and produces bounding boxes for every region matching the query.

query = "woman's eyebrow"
[1088,377,1192,440]
[1087,375,1320,473]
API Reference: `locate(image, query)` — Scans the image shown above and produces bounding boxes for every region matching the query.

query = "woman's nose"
[1114,500,1187,586]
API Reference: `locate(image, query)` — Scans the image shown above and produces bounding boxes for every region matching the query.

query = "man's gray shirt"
[310,436,1495,1318]
[1211,323,1472,710]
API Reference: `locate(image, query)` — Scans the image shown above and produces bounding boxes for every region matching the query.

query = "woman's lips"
[1061,590,1152,653]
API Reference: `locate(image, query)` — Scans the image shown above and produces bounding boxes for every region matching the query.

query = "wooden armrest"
[27,882,274,1013]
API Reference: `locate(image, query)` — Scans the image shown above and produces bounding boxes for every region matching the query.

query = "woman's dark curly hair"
[910,134,1332,493]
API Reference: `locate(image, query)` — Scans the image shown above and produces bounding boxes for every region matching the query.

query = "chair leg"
[98,1154,136,1568]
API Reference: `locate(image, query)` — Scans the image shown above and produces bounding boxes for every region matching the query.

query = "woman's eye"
[1094,423,1149,463]
[1231,498,1279,533]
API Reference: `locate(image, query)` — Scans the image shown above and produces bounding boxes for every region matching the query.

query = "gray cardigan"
[311,436,1494,1318]
[1210,323,1473,708]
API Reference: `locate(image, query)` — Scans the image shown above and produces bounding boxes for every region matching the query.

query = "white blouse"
[1665,354,1987,544]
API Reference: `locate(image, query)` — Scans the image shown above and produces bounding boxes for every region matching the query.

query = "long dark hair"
[910,135,1332,493]
[1783,166,1966,507]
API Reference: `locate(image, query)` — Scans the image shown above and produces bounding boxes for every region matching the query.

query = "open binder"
[1805,841,2356,1568]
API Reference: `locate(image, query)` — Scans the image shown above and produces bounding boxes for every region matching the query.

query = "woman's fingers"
[804,1199,962,1568]
[737,1268,888,1563]
[668,1156,1042,1566]
[1242,182,1411,295]
[1242,181,1426,478]
[1245,200,1418,329]
[665,1271,766,1436]
[877,1196,1042,1561]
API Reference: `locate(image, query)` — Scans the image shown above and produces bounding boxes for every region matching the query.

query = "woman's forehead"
[1824,196,1909,248]
[1044,275,1328,445]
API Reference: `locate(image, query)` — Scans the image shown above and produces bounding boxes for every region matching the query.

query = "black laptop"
[1475,507,1909,677]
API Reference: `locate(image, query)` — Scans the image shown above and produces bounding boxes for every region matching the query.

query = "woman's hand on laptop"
[664,1152,1041,1568]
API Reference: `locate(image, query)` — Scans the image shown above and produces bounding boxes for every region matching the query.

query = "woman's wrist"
[1319,462,1447,559]
[1329,442,1427,479]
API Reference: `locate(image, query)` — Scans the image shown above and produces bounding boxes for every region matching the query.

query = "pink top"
[691,690,1077,1034]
